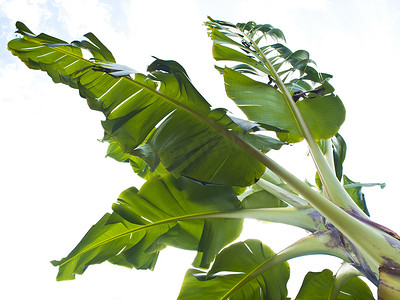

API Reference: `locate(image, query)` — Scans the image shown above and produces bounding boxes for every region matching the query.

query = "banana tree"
[7,17,400,299]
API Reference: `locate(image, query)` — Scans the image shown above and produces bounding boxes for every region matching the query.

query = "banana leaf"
[51,174,243,280]
[8,21,285,187]
[206,18,346,143]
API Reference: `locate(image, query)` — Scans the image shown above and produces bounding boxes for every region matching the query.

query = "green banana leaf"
[51,174,243,280]
[295,269,374,300]
[50,171,325,281]
[206,18,346,143]
[8,21,285,187]
[178,239,290,300]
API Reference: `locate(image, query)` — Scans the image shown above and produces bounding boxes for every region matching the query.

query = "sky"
[1,0,400,299]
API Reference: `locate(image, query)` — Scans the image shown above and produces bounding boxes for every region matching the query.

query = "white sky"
[1,0,399,299]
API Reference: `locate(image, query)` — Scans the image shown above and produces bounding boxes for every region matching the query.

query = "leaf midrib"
[57,210,229,267]
[57,206,317,268]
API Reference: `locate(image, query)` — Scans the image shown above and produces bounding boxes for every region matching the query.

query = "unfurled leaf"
[179,239,290,300]
[51,174,243,280]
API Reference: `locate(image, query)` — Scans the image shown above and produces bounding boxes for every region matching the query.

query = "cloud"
[53,0,113,36]
[0,0,52,30]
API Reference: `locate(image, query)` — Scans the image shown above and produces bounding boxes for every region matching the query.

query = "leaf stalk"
[242,31,365,215]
